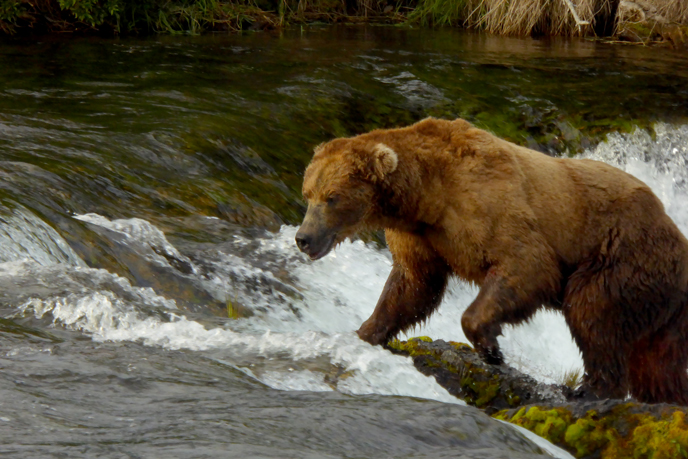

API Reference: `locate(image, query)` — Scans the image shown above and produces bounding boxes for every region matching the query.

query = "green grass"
[407,0,466,27]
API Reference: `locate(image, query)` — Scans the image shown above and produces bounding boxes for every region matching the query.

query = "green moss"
[497,404,688,459]
[500,406,619,457]
[511,407,572,444]
[621,411,688,459]
[392,337,508,409]
[455,362,499,408]
[564,414,614,458]
[387,337,434,357]
[504,389,521,407]
[470,375,501,408]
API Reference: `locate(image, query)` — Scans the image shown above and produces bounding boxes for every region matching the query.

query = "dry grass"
[650,0,688,23]
[560,367,584,389]
[409,0,621,36]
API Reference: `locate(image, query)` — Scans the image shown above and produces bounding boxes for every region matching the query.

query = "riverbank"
[1,0,686,44]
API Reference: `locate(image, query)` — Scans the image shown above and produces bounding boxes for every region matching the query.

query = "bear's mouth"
[308,233,337,261]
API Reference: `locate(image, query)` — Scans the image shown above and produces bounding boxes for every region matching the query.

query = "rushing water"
[1,26,688,458]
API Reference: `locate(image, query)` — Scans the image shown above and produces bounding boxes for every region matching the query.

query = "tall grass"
[650,0,688,23]
[408,0,620,35]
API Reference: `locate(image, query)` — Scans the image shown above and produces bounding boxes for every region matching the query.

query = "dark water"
[1,26,688,458]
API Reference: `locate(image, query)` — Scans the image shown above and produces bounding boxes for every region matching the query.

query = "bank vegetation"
[0,0,686,42]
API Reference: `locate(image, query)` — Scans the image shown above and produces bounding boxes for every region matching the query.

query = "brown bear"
[295,117,688,405]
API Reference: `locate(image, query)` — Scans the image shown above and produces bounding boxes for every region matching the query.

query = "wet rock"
[66,217,230,316]
[216,196,283,232]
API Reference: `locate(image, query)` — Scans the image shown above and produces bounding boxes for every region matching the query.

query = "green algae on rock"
[388,337,567,413]
[497,402,688,459]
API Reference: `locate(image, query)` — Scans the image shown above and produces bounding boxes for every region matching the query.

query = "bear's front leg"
[357,230,451,346]
[357,262,450,345]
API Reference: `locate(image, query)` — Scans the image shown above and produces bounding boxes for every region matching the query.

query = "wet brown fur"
[297,117,688,405]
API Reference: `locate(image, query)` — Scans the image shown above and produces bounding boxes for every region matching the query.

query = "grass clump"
[408,0,619,36]
[560,367,583,390]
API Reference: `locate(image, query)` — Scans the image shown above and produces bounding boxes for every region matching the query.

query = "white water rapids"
[3,124,688,458]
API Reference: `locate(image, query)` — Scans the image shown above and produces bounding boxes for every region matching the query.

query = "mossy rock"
[496,401,688,458]
[392,337,688,458]
[388,337,567,413]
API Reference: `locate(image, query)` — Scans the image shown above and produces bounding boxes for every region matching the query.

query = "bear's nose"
[295,234,311,252]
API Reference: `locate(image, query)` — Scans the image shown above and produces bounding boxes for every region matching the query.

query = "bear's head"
[295,139,398,260]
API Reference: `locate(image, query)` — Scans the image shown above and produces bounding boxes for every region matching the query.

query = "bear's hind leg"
[563,270,631,400]
[461,261,560,366]
[629,322,688,405]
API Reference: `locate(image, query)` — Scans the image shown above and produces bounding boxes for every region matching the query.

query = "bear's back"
[495,139,667,264]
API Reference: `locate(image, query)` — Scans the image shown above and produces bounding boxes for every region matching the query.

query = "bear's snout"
[295,233,311,252]
[294,228,336,260]
[295,203,339,260]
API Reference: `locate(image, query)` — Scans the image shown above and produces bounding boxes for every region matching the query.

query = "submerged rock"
[392,337,688,458]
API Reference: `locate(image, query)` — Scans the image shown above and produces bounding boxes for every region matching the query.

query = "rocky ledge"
[390,337,688,459]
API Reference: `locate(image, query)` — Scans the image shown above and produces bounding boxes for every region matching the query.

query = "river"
[1,26,687,458]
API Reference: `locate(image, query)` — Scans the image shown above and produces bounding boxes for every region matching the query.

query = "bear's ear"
[370,143,398,180]
[313,142,326,156]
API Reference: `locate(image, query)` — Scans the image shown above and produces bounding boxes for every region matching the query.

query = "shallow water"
[1,26,688,458]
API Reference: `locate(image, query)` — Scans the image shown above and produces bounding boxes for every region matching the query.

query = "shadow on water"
[1,26,687,458]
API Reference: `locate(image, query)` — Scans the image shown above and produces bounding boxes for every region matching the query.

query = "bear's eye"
[326,194,339,206]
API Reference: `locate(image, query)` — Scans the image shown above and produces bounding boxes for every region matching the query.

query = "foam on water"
[15,266,459,405]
